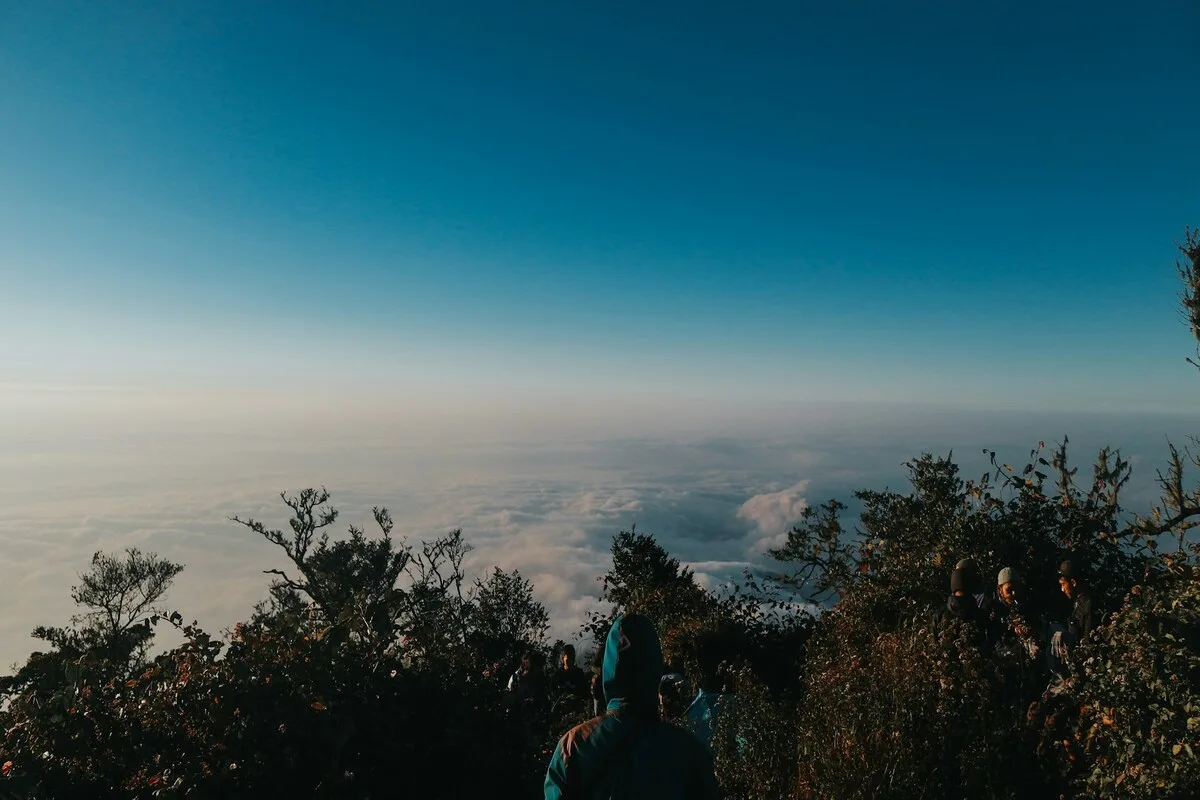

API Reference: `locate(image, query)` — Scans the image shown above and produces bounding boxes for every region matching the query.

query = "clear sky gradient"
[3,1,1198,414]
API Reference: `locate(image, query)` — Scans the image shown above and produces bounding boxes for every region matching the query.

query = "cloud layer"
[2,402,1195,669]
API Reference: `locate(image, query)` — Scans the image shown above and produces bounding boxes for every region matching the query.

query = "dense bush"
[711,664,799,800]
[794,612,1052,799]
[0,492,551,799]
[1069,560,1200,797]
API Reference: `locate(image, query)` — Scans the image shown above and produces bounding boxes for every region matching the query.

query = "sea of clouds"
[2,395,1196,670]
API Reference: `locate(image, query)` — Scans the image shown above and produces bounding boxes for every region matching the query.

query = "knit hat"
[997,567,1016,587]
[1059,559,1080,579]
[950,568,967,594]
[953,559,981,593]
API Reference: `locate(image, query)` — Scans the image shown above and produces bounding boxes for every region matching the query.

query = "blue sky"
[2,1,1198,411]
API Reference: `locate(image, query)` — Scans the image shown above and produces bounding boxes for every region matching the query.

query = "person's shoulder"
[560,713,611,754]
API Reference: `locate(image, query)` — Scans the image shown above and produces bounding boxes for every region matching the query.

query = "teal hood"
[601,614,663,711]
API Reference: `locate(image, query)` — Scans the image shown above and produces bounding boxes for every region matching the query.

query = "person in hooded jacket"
[544,614,719,800]
[943,567,1001,650]
[954,557,995,615]
[946,567,987,624]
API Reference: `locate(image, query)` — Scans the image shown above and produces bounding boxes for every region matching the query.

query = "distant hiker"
[943,567,1000,650]
[946,567,988,626]
[1057,559,1097,643]
[996,567,1036,623]
[996,567,1019,609]
[684,631,731,753]
[995,567,1041,662]
[544,614,719,800]
[1044,559,1097,676]
[549,644,590,712]
[508,649,548,710]
[954,557,994,614]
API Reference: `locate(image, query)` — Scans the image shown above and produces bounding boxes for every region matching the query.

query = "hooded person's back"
[544,614,719,800]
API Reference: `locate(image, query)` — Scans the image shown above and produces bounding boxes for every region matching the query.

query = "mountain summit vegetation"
[2,229,1199,798]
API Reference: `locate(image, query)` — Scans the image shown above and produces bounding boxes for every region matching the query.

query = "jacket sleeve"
[544,735,569,800]
[1076,595,1095,640]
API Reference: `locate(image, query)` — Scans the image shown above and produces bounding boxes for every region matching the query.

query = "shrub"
[792,607,1053,800]
[1070,561,1200,798]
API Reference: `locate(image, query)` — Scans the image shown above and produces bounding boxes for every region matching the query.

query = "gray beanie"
[997,567,1016,587]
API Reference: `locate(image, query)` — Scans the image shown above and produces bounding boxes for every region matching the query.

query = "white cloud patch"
[738,480,811,553]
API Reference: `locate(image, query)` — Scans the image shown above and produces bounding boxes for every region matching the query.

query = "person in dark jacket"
[544,614,719,800]
[508,649,548,710]
[1057,560,1097,643]
[955,557,995,614]
[946,567,989,625]
[549,644,590,713]
[943,566,1003,653]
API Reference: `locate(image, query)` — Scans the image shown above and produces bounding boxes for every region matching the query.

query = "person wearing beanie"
[997,567,1036,618]
[954,557,994,614]
[946,568,991,634]
[950,567,967,594]
[995,567,1042,664]
[997,567,1016,602]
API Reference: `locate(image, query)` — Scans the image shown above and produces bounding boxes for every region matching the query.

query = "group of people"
[943,555,1099,682]
[505,645,592,716]
[517,558,1100,797]
[505,636,731,750]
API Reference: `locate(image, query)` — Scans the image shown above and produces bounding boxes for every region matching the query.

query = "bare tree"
[71,548,184,639]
